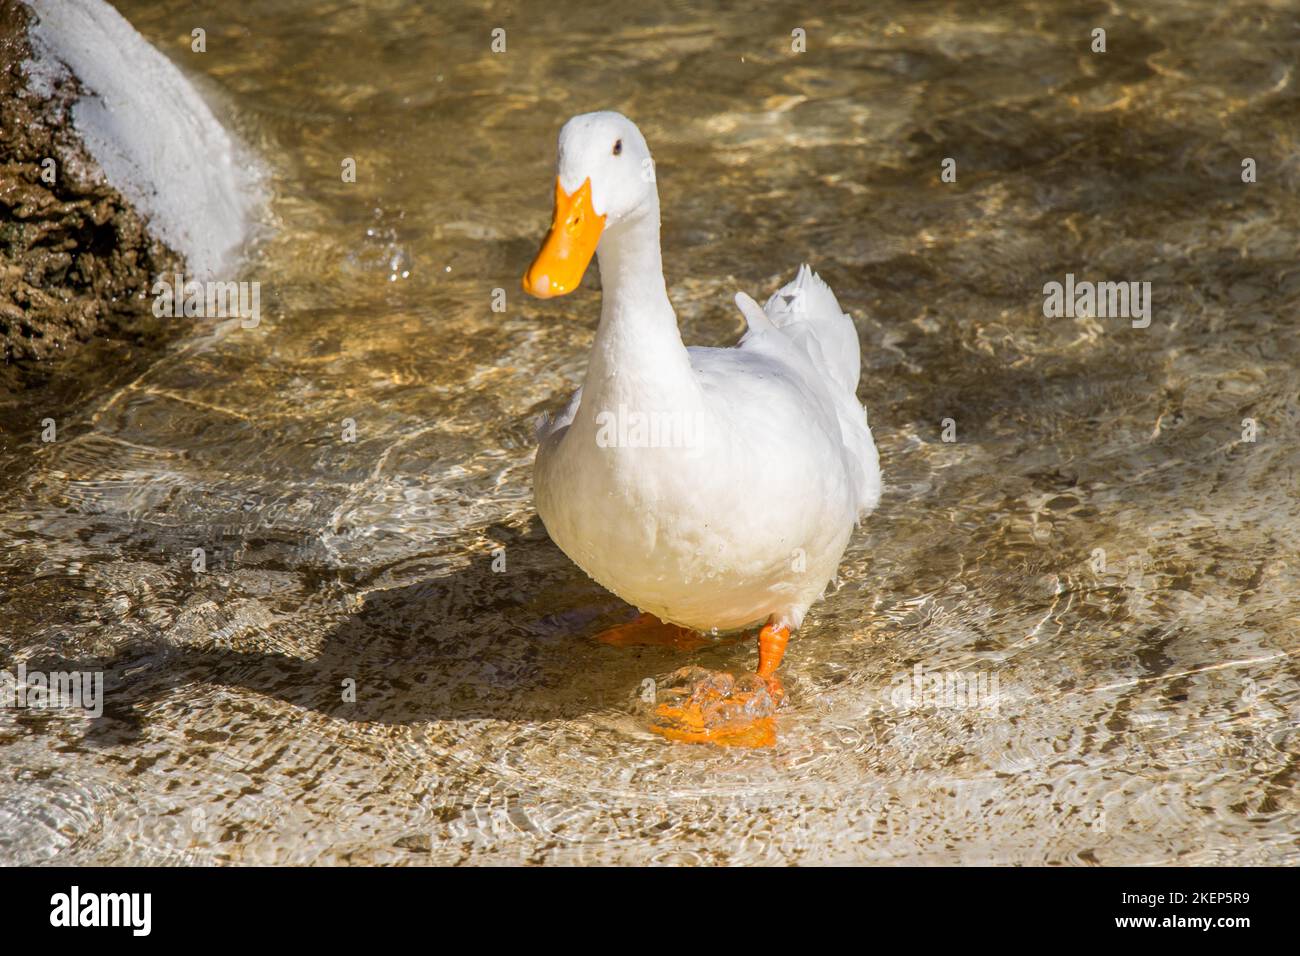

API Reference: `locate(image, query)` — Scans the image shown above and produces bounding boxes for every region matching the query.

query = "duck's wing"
[734,265,881,518]
[536,385,583,442]
[756,264,860,396]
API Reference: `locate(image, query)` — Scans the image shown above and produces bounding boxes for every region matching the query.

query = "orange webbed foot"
[646,619,792,748]
[648,667,778,747]
[595,612,711,651]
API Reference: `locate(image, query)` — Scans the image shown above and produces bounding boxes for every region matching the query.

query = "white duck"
[523,111,880,734]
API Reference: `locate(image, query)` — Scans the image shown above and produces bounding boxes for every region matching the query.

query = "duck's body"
[537,267,879,633]
[524,110,880,699]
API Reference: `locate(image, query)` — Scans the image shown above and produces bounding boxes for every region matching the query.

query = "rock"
[0,0,180,385]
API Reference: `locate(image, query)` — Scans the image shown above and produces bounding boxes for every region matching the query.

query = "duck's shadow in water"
[60,519,741,748]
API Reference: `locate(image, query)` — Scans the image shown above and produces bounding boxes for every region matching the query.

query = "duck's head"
[523,111,655,298]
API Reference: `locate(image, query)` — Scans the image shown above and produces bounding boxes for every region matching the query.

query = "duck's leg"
[757,620,790,679]
[757,619,791,703]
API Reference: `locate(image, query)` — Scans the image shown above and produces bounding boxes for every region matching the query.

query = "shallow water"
[1,0,1298,864]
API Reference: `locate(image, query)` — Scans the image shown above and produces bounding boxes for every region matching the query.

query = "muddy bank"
[0,0,179,389]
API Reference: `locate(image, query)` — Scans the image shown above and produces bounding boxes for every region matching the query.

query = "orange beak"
[522,177,605,298]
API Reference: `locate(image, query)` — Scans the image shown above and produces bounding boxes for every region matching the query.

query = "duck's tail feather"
[757,265,880,518]
[761,264,861,397]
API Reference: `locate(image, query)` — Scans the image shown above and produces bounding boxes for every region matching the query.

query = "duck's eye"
[612,139,623,156]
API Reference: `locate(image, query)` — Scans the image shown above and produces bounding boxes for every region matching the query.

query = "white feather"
[532,112,882,634]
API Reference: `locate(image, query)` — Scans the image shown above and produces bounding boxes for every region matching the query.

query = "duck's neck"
[581,195,696,410]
